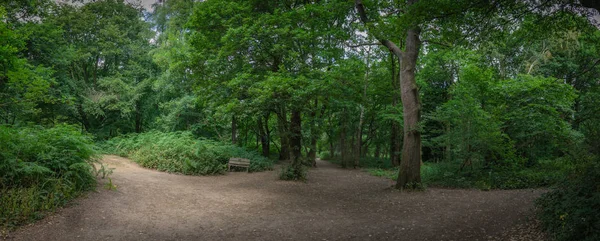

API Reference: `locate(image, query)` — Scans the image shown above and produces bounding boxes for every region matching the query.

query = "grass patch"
[102,131,273,174]
[0,125,97,231]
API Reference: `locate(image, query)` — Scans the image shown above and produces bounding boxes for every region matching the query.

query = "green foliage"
[318,151,332,160]
[428,65,513,167]
[493,75,579,164]
[366,168,397,180]
[0,6,55,123]
[421,159,572,189]
[1,2,599,236]
[0,125,97,230]
[360,158,572,190]
[104,178,117,191]
[536,159,600,241]
[103,131,273,174]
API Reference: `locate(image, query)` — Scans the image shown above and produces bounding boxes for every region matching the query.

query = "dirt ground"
[6,155,546,241]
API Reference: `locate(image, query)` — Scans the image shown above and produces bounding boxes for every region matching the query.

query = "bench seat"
[228,158,250,172]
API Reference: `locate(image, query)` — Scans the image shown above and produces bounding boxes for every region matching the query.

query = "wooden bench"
[228,158,250,172]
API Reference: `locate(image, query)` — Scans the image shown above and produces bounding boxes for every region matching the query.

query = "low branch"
[572,58,600,79]
[355,0,403,58]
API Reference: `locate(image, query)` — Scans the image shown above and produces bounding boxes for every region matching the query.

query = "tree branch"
[355,0,403,58]
[345,42,381,48]
[355,0,370,24]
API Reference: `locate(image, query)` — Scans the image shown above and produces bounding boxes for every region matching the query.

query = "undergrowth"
[101,131,273,174]
[279,163,308,181]
[333,156,572,190]
[535,158,600,241]
[0,125,97,231]
[279,157,311,181]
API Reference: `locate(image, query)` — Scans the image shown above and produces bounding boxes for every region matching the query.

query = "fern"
[0,125,97,230]
[102,131,274,175]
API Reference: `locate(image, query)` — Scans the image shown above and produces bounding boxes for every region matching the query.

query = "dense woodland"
[1,0,600,240]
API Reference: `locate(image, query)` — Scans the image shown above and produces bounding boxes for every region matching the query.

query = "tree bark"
[258,114,270,157]
[355,0,423,189]
[77,103,90,131]
[355,47,371,168]
[390,52,401,167]
[397,25,422,189]
[277,106,290,160]
[308,99,318,167]
[374,142,381,158]
[290,109,302,164]
[340,118,347,168]
[327,114,335,158]
[329,131,335,159]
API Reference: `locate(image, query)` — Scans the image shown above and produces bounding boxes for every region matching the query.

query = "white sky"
[128,0,156,11]
[56,0,157,11]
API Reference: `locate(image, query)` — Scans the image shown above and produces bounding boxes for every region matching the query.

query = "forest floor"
[6,155,547,241]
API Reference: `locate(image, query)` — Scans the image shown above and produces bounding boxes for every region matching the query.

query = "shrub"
[535,159,600,241]
[420,159,571,189]
[279,163,308,181]
[318,151,332,160]
[103,131,273,174]
[0,125,97,230]
[351,157,572,190]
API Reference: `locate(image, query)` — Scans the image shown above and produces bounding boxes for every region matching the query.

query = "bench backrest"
[229,157,250,163]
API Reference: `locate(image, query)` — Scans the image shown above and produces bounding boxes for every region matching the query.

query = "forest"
[1,0,599,240]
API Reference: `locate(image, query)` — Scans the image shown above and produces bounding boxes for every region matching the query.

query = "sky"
[56,0,157,11]
[128,0,157,11]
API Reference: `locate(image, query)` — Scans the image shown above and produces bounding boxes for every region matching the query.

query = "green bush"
[327,156,393,169]
[535,159,600,241]
[103,131,273,174]
[318,151,332,160]
[279,163,308,181]
[354,157,572,190]
[421,159,571,189]
[0,125,97,230]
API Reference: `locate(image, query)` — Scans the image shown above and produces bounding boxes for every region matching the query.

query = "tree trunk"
[390,52,401,167]
[355,0,423,189]
[277,106,290,161]
[290,109,302,164]
[397,25,422,189]
[340,109,348,168]
[355,48,370,168]
[374,142,381,158]
[135,111,142,133]
[77,103,90,132]
[329,133,335,159]
[231,115,237,144]
[258,115,270,157]
[390,122,400,166]
[135,101,143,133]
[308,99,318,167]
[362,116,375,157]
[327,115,335,158]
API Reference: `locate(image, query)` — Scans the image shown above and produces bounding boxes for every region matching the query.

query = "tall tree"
[355,0,423,188]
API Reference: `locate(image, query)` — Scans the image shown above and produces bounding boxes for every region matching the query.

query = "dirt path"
[7,155,546,241]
